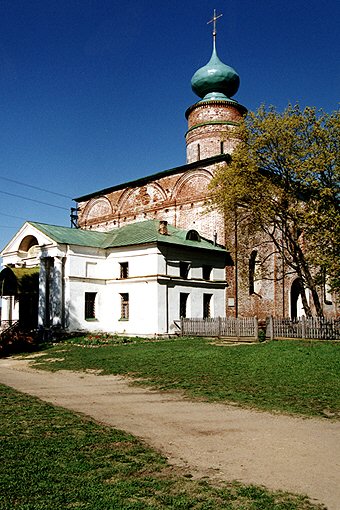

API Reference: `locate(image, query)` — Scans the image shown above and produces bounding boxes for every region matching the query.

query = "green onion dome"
[191,40,240,101]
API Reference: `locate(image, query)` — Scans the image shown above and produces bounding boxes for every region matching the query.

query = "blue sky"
[0,0,339,253]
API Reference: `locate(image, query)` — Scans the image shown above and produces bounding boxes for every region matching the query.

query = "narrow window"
[203,294,212,319]
[202,265,212,280]
[180,293,189,318]
[180,262,190,279]
[86,262,97,278]
[220,141,224,154]
[197,143,200,161]
[85,292,96,320]
[120,262,129,279]
[120,293,129,320]
[249,250,257,295]
[323,271,333,305]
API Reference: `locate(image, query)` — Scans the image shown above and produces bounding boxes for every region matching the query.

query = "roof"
[28,222,109,248]
[73,154,231,202]
[0,266,39,295]
[28,220,226,253]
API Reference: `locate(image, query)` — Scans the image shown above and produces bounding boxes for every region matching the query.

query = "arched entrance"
[0,266,39,329]
[290,278,305,319]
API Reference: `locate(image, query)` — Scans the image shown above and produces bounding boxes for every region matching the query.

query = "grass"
[30,337,340,418]
[0,384,324,509]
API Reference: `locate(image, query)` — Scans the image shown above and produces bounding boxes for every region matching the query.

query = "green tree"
[211,104,340,317]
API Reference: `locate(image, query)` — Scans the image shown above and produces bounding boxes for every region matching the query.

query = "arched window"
[249,250,262,295]
[186,230,200,242]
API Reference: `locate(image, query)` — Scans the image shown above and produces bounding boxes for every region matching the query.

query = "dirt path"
[0,357,339,510]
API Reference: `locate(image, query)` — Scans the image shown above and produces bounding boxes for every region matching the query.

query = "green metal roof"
[28,222,109,248]
[191,40,240,101]
[28,220,226,253]
[0,266,39,295]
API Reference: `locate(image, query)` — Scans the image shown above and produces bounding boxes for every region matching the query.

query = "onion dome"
[191,39,240,101]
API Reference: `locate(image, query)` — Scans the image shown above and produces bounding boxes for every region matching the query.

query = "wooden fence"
[176,317,258,340]
[266,316,340,341]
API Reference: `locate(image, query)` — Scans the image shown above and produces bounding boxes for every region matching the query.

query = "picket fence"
[266,316,340,341]
[174,316,339,341]
[176,317,258,339]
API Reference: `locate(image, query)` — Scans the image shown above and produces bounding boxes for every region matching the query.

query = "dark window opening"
[202,265,212,280]
[249,250,257,295]
[186,229,200,241]
[220,141,224,154]
[180,262,190,279]
[85,292,96,320]
[197,143,200,161]
[120,293,129,320]
[180,293,189,318]
[120,262,129,279]
[203,294,212,319]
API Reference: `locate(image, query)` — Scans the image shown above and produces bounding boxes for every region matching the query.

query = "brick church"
[73,18,337,321]
[1,14,337,333]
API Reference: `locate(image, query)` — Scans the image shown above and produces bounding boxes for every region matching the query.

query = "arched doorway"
[0,266,39,329]
[290,278,305,320]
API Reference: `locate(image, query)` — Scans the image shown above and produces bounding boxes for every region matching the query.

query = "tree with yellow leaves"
[211,104,339,317]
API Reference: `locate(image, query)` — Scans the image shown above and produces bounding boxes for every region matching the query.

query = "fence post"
[301,316,306,339]
[181,317,184,336]
[218,316,221,337]
[269,316,274,340]
[235,318,240,339]
[254,316,258,341]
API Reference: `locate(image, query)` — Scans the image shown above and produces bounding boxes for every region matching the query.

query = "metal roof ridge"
[74,154,231,202]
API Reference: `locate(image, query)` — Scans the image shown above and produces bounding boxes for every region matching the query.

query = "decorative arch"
[83,197,113,221]
[171,169,213,202]
[18,235,39,253]
[117,183,167,214]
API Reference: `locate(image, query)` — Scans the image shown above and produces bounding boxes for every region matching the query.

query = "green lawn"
[31,337,340,418]
[0,384,323,509]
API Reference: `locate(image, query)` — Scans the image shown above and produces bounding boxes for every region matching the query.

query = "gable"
[1,222,56,256]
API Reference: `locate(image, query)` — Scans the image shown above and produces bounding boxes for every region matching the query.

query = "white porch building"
[0,220,228,336]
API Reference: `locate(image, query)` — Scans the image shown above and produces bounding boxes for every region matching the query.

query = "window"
[249,251,257,294]
[249,250,262,295]
[197,143,200,161]
[186,229,200,241]
[180,293,189,318]
[86,262,97,278]
[120,293,129,320]
[180,261,190,279]
[203,294,212,319]
[85,292,96,320]
[202,265,212,280]
[220,141,224,154]
[120,262,129,279]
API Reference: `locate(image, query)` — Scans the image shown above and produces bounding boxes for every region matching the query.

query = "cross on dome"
[207,9,223,38]
[191,9,240,102]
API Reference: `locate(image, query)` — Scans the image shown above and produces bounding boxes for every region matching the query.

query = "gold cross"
[207,9,223,37]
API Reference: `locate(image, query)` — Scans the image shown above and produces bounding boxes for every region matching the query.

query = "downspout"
[165,252,169,333]
[234,211,238,318]
[61,255,66,329]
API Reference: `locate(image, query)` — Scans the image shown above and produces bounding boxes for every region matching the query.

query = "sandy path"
[0,356,339,510]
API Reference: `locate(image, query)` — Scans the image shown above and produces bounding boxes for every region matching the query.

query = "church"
[0,14,337,335]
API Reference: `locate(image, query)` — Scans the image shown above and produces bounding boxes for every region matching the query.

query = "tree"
[210,104,340,317]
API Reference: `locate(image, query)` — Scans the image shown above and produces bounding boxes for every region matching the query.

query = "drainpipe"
[234,212,238,318]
